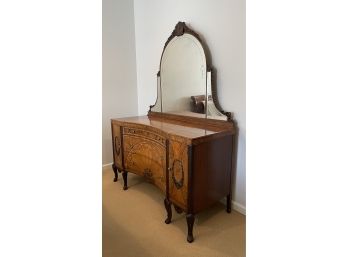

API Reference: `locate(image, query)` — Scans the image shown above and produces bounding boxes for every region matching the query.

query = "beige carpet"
[102,166,246,257]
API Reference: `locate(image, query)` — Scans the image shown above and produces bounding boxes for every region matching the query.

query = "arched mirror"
[150,22,231,122]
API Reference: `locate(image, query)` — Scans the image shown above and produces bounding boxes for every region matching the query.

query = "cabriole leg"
[112,164,118,182]
[164,198,172,224]
[186,214,195,243]
[122,171,128,190]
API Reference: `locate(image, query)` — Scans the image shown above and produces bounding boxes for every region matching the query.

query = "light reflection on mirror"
[206,71,226,120]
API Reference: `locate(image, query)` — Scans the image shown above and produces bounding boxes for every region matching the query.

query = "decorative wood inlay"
[171,159,184,189]
[114,136,121,156]
[143,168,153,182]
[111,114,235,242]
[123,131,166,192]
[168,138,188,210]
[112,125,123,170]
[123,127,166,147]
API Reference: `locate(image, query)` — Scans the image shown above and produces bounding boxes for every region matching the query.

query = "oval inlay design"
[171,159,184,189]
[114,136,121,156]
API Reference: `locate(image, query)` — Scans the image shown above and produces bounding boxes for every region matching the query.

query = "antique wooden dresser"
[111,22,236,243]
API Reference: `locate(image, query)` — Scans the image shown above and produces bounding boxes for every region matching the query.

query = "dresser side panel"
[112,123,123,170]
[192,134,233,214]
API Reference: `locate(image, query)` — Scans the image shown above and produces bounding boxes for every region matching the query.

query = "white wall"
[134,0,246,210]
[102,0,138,165]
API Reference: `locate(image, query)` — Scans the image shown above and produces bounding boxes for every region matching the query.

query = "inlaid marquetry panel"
[123,131,166,193]
[112,124,123,169]
[168,137,189,210]
[123,127,166,147]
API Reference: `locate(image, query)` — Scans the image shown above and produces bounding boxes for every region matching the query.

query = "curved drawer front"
[123,127,166,193]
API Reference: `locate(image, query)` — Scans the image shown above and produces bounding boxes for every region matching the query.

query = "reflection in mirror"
[151,75,162,112]
[206,71,226,120]
[161,34,206,118]
[150,22,230,122]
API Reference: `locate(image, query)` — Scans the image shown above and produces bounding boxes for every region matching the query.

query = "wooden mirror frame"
[148,21,232,123]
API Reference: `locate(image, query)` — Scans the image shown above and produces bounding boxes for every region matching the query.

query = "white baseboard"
[219,199,246,215]
[102,162,113,168]
[102,163,113,172]
[232,201,246,215]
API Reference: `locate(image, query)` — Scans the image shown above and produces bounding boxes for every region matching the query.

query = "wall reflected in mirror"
[151,75,162,112]
[154,34,207,118]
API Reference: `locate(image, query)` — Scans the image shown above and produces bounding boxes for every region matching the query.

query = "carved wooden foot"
[122,171,128,190]
[112,164,118,182]
[226,194,232,213]
[186,214,195,243]
[164,198,172,224]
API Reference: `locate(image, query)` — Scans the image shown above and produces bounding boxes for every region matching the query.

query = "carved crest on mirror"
[149,21,232,122]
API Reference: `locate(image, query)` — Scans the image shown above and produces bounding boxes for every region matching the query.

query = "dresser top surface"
[111,115,233,140]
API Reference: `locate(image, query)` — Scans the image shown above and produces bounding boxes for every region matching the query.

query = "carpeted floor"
[102,166,246,257]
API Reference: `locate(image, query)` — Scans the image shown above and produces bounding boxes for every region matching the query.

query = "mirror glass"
[154,34,207,118]
[206,71,227,120]
[151,23,228,121]
[151,75,162,112]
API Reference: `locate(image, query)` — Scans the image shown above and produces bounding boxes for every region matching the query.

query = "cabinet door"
[123,127,166,193]
[112,124,123,170]
[168,138,189,210]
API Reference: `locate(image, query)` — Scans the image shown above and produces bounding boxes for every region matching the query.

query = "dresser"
[111,22,237,243]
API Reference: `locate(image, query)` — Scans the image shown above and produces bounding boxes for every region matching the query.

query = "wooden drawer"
[123,127,166,193]
[123,127,166,146]
[168,137,189,210]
